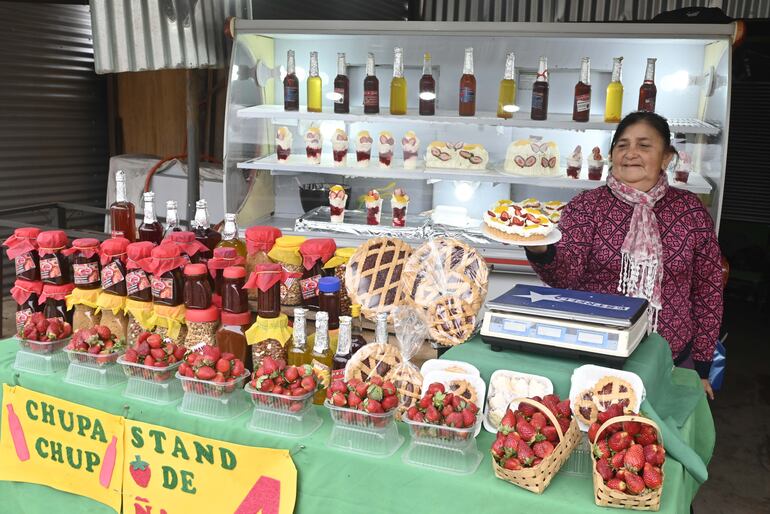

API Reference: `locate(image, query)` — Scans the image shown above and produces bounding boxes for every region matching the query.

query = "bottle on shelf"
[350,303,367,355]
[216,213,247,257]
[638,58,657,112]
[138,191,163,245]
[390,47,407,115]
[311,311,332,404]
[530,56,549,121]
[497,51,516,119]
[164,200,182,234]
[283,49,299,111]
[332,316,352,382]
[458,47,476,116]
[605,57,624,123]
[363,52,380,114]
[419,52,436,116]
[333,52,349,114]
[191,199,221,255]
[110,169,137,242]
[375,311,388,345]
[307,51,322,113]
[573,57,592,122]
[288,308,310,367]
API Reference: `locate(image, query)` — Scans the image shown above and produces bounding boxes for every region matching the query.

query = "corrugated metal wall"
[0,3,109,292]
[421,0,770,21]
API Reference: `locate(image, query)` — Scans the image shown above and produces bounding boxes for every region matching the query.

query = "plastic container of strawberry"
[324,400,397,430]
[63,348,124,367]
[244,383,315,413]
[117,356,182,382]
[17,336,70,355]
[175,370,250,398]
[402,416,480,447]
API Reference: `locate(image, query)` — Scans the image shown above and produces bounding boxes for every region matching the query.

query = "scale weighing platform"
[481,284,649,367]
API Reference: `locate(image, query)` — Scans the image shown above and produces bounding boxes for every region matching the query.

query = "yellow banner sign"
[0,384,125,512]
[123,419,297,514]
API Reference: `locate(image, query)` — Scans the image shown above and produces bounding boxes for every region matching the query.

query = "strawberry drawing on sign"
[129,455,151,488]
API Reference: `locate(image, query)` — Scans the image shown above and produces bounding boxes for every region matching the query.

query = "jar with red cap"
[244,263,285,319]
[183,263,212,310]
[66,238,101,289]
[37,230,71,285]
[10,278,43,334]
[184,305,219,348]
[221,266,248,314]
[100,237,130,296]
[41,283,75,324]
[147,243,187,306]
[245,226,282,299]
[299,238,337,308]
[207,246,246,300]
[3,227,41,281]
[125,241,156,344]
[163,231,209,264]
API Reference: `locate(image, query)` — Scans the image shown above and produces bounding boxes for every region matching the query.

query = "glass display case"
[223,20,733,278]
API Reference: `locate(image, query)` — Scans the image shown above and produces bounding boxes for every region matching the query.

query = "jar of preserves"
[65,286,102,332]
[10,278,43,334]
[126,241,155,302]
[184,304,219,348]
[245,314,291,368]
[244,263,285,319]
[221,266,248,314]
[152,303,187,346]
[322,247,356,316]
[100,237,130,296]
[146,243,187,307]
[318,277,341,331]
[183,263,212,310]
[40,283,75,324]
[3,227,42,281]
[65,238,101,289]
[267,235,306,306]
[163,231,209,264]
[37,230,71,285]
[206,247,245,305]
[216,311,253,370]
[245,226,282,300]
[299,238,337,308]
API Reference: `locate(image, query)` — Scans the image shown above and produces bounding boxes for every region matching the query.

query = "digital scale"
[480,284,650,367]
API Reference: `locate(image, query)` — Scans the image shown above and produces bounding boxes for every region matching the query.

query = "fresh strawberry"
[195,366,216,380]
[461,408,476,428]
[445,412,464,428]
[624,443,645,473]
[382,381,396,397]
[147,333,162,348]
[644,444,666,466]
[517,440,535,467]
[530,412,548,432]
[61,322,72,338]
[500,409,516,434]
[623,420,642,437]
[369,376,383,387]
[406,406,419,420]
[593,439,611,460]
[519,402,537,417]
[366,384,383,401]
[588,422,602,443]
[636,425,658,446]
[611,451,628,473]
[95,325,112,341]
[557,417,571,434]
[491,438,505,459]
[231,359,245,378]
[516,419,537,442]
[425,405,441,424]
[609,431,632,452]
[215,358,231,374]
[502,457,521,470]
[441,404,455,419]
[418,394,434,410]
[330,380,348,394]
[533,441,554,459]
[556,399,571,418]
[300,375,317,393]
[364,399,383,414]
[284,366,299,383]
[624,472,646,495]
[381,395,399,412]
[503,433,520,453]
[347,392,363,409]
[331,391,347,407]
[606,478,626,492]
[542,425,559,443]
[150,348,166,362]
[427,382,445,395]
[596,457,614,481]
[642,463,663,490]
[354,382,369,399]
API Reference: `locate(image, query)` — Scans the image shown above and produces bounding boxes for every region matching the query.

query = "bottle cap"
[223,266,247,279]
[184,263,208,276]
[318,277,341,293]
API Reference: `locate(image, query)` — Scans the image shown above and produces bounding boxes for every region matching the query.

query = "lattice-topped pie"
[345,342,403,382]
[448,378,479,405]
[384,364,423,418]
[593,376,636,411]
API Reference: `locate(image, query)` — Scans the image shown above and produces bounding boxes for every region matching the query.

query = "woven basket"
[491,398,581,494]
[591,415,664,511]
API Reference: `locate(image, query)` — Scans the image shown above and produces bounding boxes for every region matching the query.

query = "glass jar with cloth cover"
[244,263,290,319]
[323,247,356,316]
[3,227,41,281]
[97,237,130,341]
[64,238,101,289]
[245,263,295,366]
[146,243,186,307]
[163,230,210,264]
[245,226,282,300]
[216,269,253,368]
[299,238,337,308]
[124,241,155,344]
[11,278,43,334]
[41,283,75,324]
[65,285,101,332]
[267,235,306,306]
[207,247,245,307]
[37,230,71,285]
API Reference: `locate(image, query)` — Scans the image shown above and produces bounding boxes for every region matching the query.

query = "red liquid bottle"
[333,52,349,114]
[531,56,549,121]
[350,303,368,355]
[458,47,476,116]
[638,58,657,112]
[331,316,352,382]
[110,169,137,242]
[572,57,591,122]
[164,200,183,235]
[283,50,299,111]
[363,52,380,114]
[192,199,221,256]
[138,191,163,244]
[419,52,436,116]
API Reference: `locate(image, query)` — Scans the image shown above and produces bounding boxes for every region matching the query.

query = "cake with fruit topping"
[483,201,556,242]
[503,138,560,176]
[425,141,489,170]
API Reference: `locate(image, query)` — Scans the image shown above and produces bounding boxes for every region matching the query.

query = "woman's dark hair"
[609,111,678,159]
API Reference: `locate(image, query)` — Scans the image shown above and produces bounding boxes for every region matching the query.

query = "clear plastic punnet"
[245,384,322,438]
[401,416,483,475]
[16,336,70,354]
[118,356,184,404]
[63,349,126,389]
[324,400,404,457]
[13,348,68,375]
[176,371,250,420]
[64,348,124,367]
[561,437,593,477]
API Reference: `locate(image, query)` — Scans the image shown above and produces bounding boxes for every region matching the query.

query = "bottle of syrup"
[332,316,352,382]
[390,47,407,115]
[604,57,624,123]
[307,51,322,113]
[363,52,379,114]
[333,52,349,114]
[192,199,221,255]
[350,303,368,355]
[138,191,163,245]
[283,50,299,111]
[419,52,436,116]
[573,57,591,122]
[458,47,476,116]
[497,52,516,119]
[164,200,182,234]
[638,58,657,112]
[216,213,247,257]
[110,169,137,242]
[531,56,549,121]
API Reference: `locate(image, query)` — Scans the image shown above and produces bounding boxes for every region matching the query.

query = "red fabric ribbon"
[63,238,101,258]
[10,279,43,306]
[163,231,209,257]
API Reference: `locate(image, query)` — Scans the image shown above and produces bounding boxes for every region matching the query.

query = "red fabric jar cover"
[63,238,100,258]
[245,226,282,254]
[127,241,156,270]
[36,230,69,257]
[11,279,43,305]
[163,231,209,257]
[185,305,219,323]
[222,311,251,326]
[184,263,208,276]
[3,227,41,260]
[243,263,297,292]
[144,243,188,276]
[39,283,75,303]
[207,246,246,278]
[100,237,130,266]
[299,238,337,270]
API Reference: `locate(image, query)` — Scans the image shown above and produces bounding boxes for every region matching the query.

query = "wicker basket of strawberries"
[490,394,581,494]
[589,404,665,511]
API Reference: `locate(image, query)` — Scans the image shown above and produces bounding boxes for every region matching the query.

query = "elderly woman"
[526,111,723,399]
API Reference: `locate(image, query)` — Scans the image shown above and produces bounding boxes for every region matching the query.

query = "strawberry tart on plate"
[482,201,560,245]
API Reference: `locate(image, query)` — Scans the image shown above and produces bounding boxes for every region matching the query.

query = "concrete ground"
[2,297,768,511]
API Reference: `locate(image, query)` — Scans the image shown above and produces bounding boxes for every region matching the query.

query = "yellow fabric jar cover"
[323,247,356,269]
[267,236,306,267]
[66,287,101,311]
[125,298,156,330]
[245,314,292,346]
[151,304,187,338]
[95,291,126,315]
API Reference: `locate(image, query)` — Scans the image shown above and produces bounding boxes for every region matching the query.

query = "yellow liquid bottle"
[497,52,516,118]
[604,57,624,123]
[307,51,322,113]
[390,47,407,115]
[215,213,247,257]
[311,312,333,405]
[287,308,310,367]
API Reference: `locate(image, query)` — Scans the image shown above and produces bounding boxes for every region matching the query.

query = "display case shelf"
[237,154,713,194]
[237,104,721,135]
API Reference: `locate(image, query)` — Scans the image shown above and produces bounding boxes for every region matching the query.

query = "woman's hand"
[527,245,549,254]
[701,379,714,400]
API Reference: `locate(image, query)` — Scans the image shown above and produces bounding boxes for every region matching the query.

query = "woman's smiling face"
[610,121,674,192]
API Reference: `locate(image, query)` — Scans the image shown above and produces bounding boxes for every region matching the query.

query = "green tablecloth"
[0,337,714,514]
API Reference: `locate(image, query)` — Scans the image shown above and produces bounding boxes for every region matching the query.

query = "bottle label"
[459,87,475,104]
[151,276,174,300]
[640,97,656,112]
[15,253,36,276]
[532,92,545,111]
[300,275,321,300]
[73,262,100,286]
[364,90,379,107]
[39,256,61,280]
[334,87,346,104]
[284,86,298,103]
[311,358,331,389]
[16,308,33,332]
[331,367,346,383]
[127,269,151,296]
[101,262,125,289]
[575,93,591,113]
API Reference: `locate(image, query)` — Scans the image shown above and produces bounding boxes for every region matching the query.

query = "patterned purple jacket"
[527,186,723,378]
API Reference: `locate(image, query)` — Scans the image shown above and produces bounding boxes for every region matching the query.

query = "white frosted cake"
[503,139,560,176]
[425,141,489,170]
